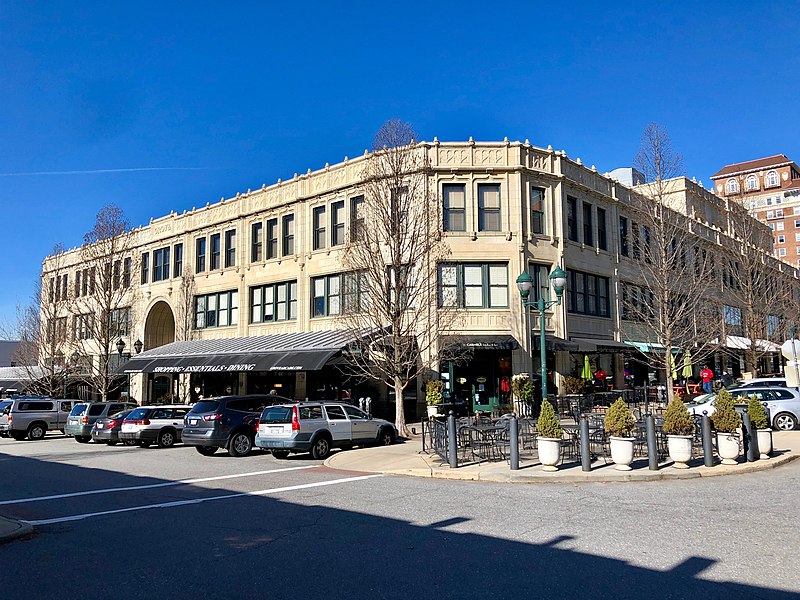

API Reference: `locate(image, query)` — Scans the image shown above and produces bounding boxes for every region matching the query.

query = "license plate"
[189,419,198,425]
[122,424,136,432]
[70,419,79,424]
[269,427,283,434]
[96,423,104,429]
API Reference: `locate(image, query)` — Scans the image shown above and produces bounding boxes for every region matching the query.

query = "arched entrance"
[144,300,176,351]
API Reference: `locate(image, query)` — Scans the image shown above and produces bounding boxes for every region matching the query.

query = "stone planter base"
[717,432,740,465]
[667,435,693,469]
[538,437,561,471]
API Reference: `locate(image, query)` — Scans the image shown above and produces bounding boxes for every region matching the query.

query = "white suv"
[255,401,397,460]
[119,405,191,448]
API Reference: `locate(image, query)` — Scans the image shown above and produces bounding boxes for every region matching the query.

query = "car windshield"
[260,406,292,424]
[189,401,220,414]
[693,394,715,405]
[0,401,11,414]
[110,410,134,419]
[126,408,149,420]
[70,404,88,416]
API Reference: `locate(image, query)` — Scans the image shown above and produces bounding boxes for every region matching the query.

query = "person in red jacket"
[594,367,607,391]
[701,366,714,394]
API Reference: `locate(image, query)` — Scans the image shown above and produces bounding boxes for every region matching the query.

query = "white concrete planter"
[426,406,439,418]
[609,436,635,471]
[667,435,693,468]
[716,432,740,465]
[756,429,773,459]
[538,437,561,472]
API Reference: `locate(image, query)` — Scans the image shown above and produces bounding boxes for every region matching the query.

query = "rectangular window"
[251,222,263,262]
[195,238,206,273]
[282,214,294,256]
[443,184,466,232]
[778,248,787,257]
[173,244,183,278]
[777,222,785,231]
[311,274,342,317]
[567,270,611,317]
[567,196,578,242]
[123,258,131,288]
[724,305,742,336]
[266,218,278,259]
[778,235,786,244]
[794,220,800,228]
[75,271,81,297]
[777,209,784,217]
[530,187,545,235]
[437,263,508,309]
[111,308,131,337]
[74,314,93,340]
[331,200,345,246]
[141,253,149,284]
[477,184,501,232]
[597,208,607,250]
[582,202,593,246]
[194,290,238,329]
[350,195,365,241]
[224,229,236,268]
[152,247,170,282]
[794,207,800,216]
[343,271,369,313]
[619,216,629,256]
[250,281,297,323]
[526,263,552,304]
[210,233,221,270]
[767,210,775,219]
[112,261,120,290]
[313,206,326,250]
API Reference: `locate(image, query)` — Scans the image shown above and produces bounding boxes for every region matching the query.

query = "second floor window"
[567,270,611,317]
[331,200,345,246]
[195,290,238,329]
[251,281,297,323]
[251,222,263,262]
[196,237,206,273]
[443,184,466,232]
[141,253,149,284]
[282,214,294,256]
[224,229,236,268]
[110,307,131,337]
[312,274,341,317]
[210,233,221,270]
[439,263,508,309]
[477,184,501,231]
[313,206,326,250]
[173,244,183,278]
[530,187,545,235]
[153,247,170,282]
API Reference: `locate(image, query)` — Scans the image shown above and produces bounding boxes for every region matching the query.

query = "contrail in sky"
[0,167,208,177]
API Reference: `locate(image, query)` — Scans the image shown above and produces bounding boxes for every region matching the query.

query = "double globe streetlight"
[116,338,143,401]
[515,266,568,403]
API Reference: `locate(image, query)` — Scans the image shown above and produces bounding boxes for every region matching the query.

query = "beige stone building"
[42,140,798,419]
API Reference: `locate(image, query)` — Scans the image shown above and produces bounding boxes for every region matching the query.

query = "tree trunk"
[394,375,410,438]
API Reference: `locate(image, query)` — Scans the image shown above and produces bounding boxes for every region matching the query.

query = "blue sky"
[1,1,798,332]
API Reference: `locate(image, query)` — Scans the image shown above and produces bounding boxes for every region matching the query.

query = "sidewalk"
[326,429,799,483]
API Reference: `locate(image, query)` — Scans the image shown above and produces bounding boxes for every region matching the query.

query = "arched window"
[746,174,758,191]
[726,178,740,194]
[767,170,779,187]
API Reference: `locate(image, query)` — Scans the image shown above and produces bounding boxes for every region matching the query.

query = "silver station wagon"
[255,401,397,460]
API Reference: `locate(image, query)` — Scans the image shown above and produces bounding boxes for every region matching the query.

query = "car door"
[343,405,378,442]
[324,405,351,442]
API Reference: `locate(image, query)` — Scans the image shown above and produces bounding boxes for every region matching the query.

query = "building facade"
[42,140,799,418]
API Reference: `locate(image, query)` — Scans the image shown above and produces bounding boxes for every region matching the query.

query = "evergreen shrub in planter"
[536,397,563,471]
[747,395,772,459]
[712,388,741,465]
[605,398,636,470]
[662,397,694,468]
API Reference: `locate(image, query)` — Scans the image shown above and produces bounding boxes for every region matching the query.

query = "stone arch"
[144,300,176,351]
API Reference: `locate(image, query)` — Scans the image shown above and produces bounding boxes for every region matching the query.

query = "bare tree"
[623,123,718,401]
[7,244,69,396]
[174,265,196,342]
[69,205,139,401]
[337,119,464,436]
[719,183,796,375]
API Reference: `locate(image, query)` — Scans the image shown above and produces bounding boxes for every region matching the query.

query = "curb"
[0,516,33,543]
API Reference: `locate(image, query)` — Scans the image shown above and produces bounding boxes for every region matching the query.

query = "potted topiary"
[605,398,636,470]
[662,396,695,469]
[425,380,444,418]
[747,396,772,459]
[711,387,741,465]
[536,398,563,471]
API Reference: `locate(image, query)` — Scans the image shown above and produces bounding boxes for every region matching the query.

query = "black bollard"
[701,411,714,467]
[509,416,519,471]
[742,408,758,462]
[580,415,591,472]
[447,411,458,469]
[421,417,426,453]
[646,413,658,470]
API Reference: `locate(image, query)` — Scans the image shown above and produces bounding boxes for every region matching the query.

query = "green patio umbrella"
[581,354,593,379]
[682,350,693,379]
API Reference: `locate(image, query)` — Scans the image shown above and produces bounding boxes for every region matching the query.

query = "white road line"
[0,466,317,506]
[24,474,383,526]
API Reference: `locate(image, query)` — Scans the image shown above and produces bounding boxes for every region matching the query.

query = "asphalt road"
[1,434,799,600]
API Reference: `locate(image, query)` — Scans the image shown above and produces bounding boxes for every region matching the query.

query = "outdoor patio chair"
[518,418,538,451]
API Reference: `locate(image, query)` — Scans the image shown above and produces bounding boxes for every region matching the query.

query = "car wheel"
[158,430,176,448]
[377,427,395,446]
[123,439,137,446]
[75,435,91,444]
[137,440,151,448]
[27,423,47,441]
[272,450,290,459]
[0,432,8,438]
[107,440,118,446]
[773,412,798,431]
[196,446,218,456]
[228,432,253,457]
[310,435,331,460]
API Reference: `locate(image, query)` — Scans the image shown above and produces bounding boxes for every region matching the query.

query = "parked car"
[91,408,137,445]
[686,386,800,430]
[66,402,137,443]
[0,396,81,440]
[255,401,397,460]
[183,394,292,457]
[735,377,787,388]
[119,405,191,448]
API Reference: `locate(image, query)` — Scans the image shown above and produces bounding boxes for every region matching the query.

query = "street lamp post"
[116,338,127,400]
[516,267,568,404]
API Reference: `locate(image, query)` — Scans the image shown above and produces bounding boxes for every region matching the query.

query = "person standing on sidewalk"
[701,366,714,394]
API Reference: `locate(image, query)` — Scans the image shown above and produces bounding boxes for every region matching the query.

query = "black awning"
[441,335,520,351]
[269,350,341,371]
[571,337,634,353]
[533,335,580,352]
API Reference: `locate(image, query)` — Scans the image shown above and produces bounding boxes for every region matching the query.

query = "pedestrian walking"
[701,366,714,394]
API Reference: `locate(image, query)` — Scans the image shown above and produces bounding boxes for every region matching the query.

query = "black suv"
[182,394,291,457]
